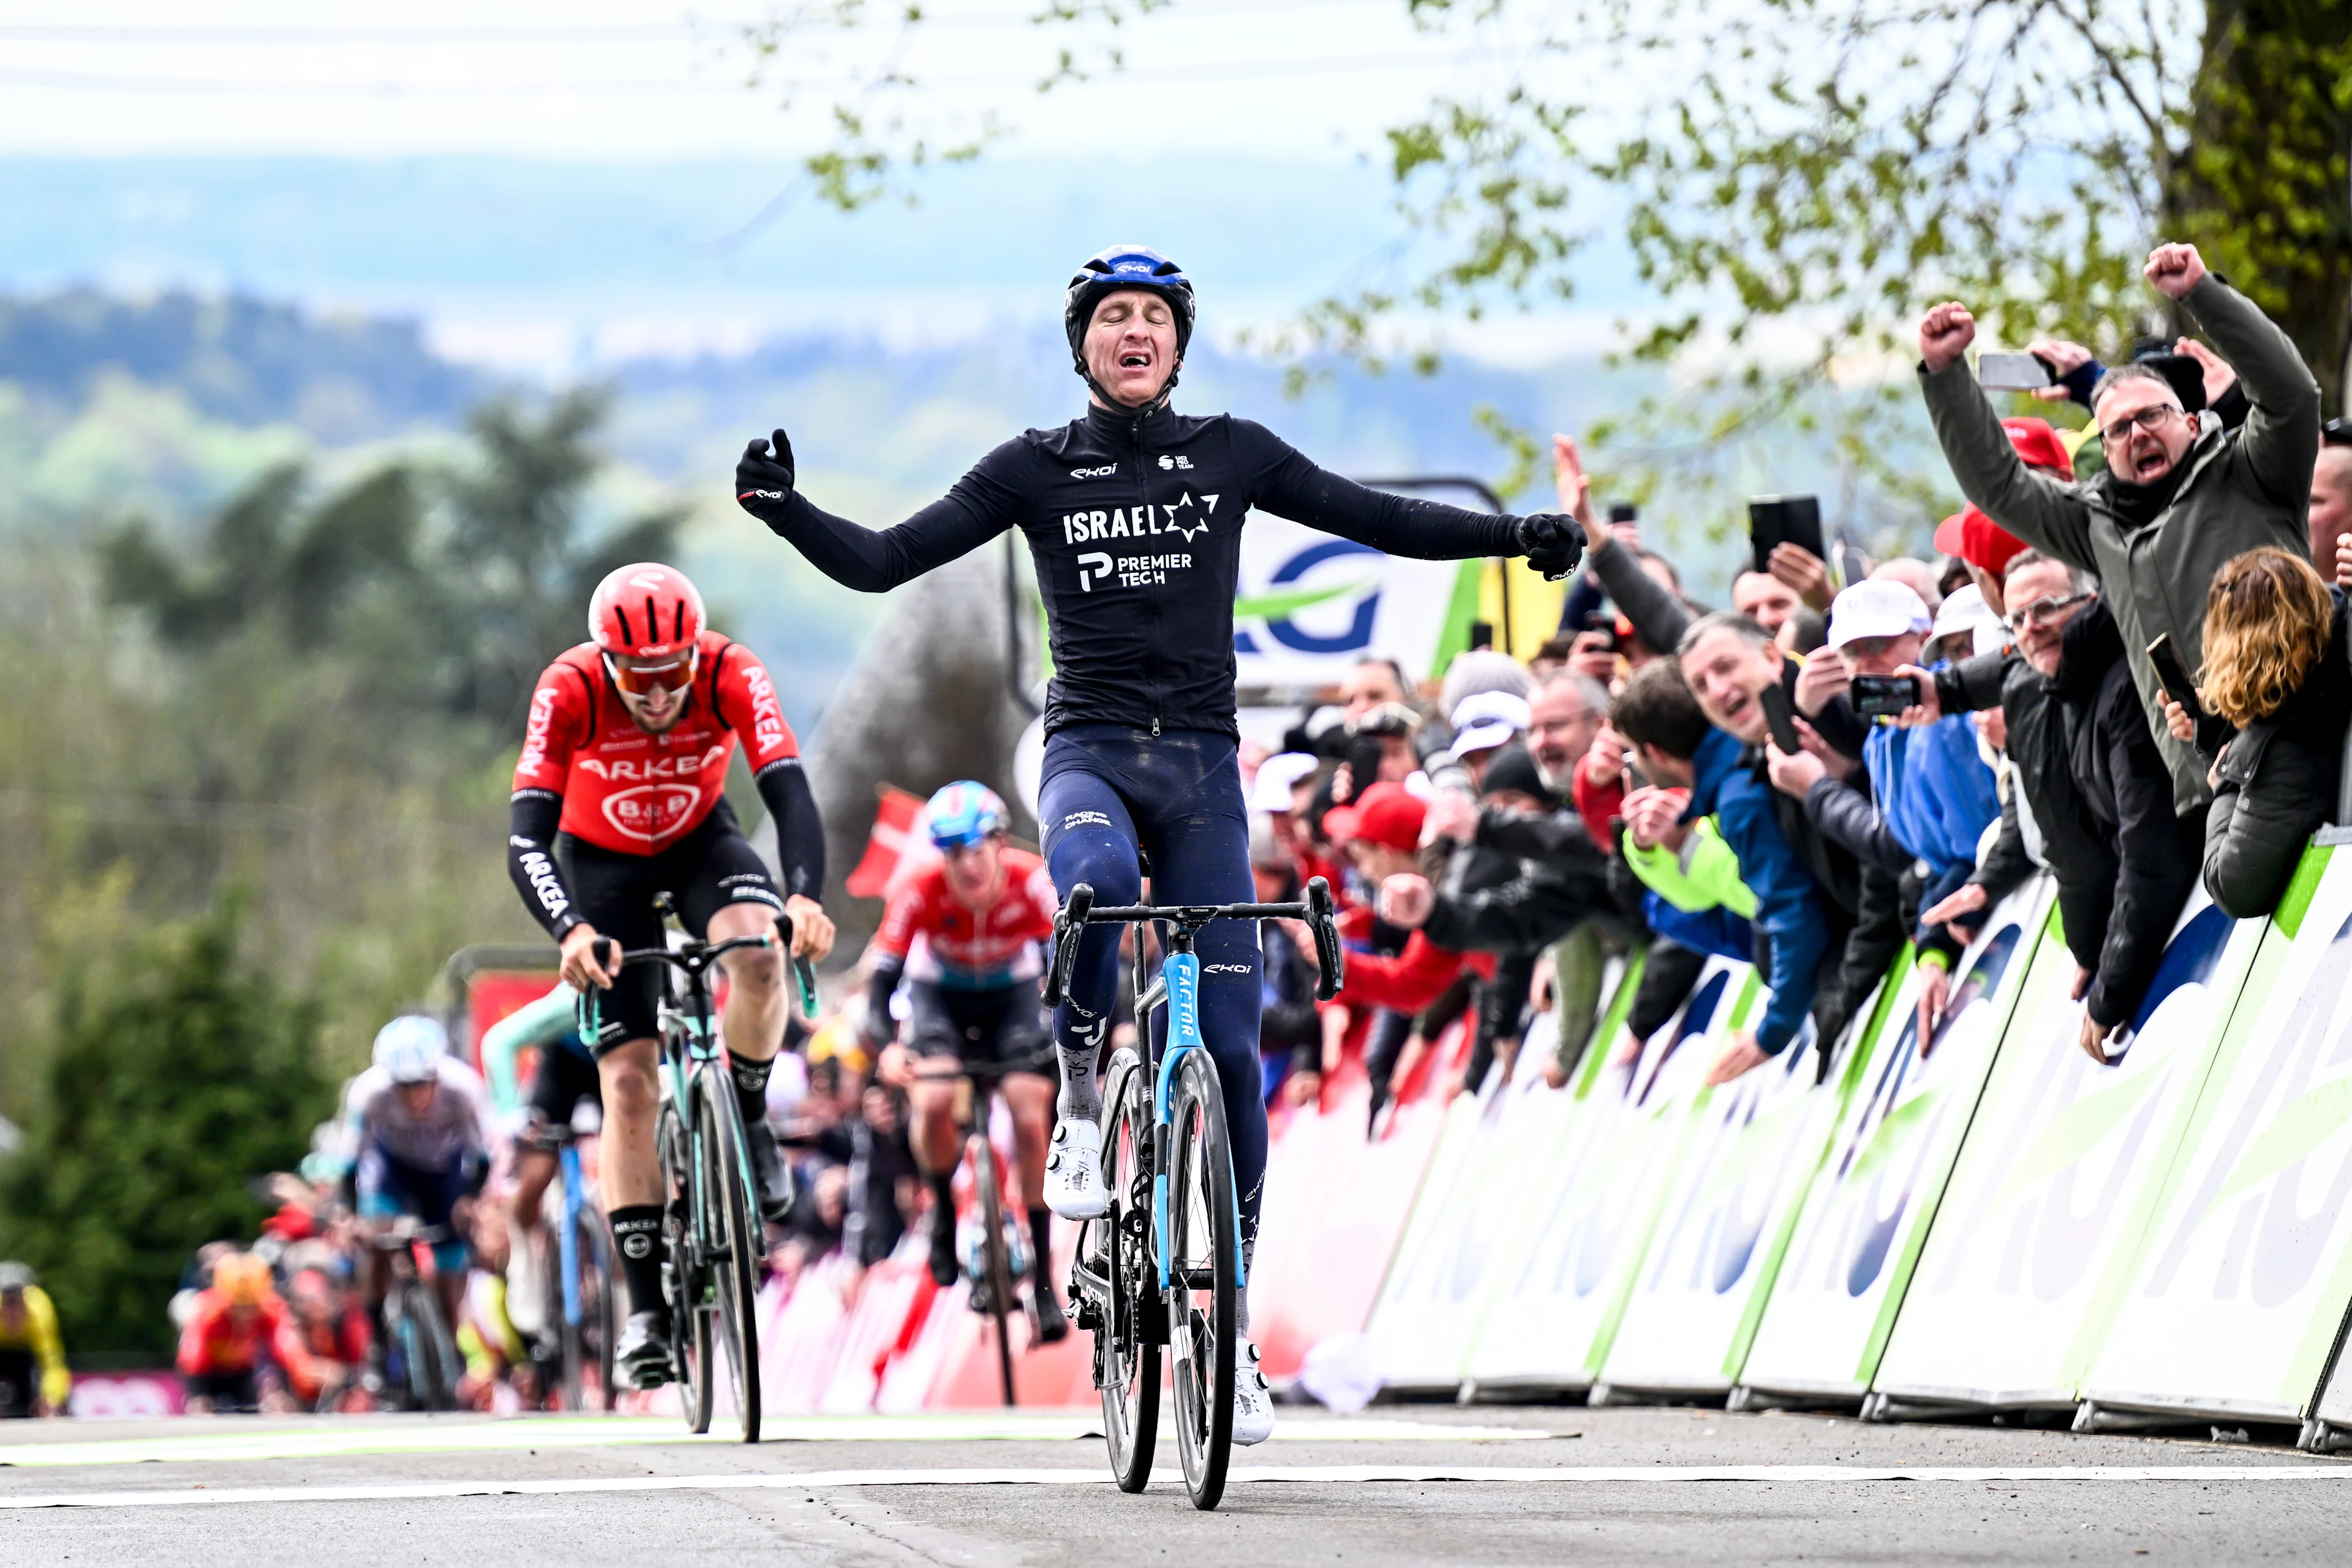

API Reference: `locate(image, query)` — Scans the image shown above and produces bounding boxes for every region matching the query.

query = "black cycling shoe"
[745,1121,796,1221]
[615,1308,674,1390]
[928,1208,960,1289]
[1033,1283,1070,1344]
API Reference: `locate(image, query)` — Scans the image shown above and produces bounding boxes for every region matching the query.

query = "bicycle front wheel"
[699,1071,764,1442]
[658,1098,715,1436]
[973,1125,1019,1408]
[1165,1046,1239,1511]
[1091,1048,1160,1492]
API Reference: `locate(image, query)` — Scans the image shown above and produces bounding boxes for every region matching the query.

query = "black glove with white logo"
[1514,511,1584,581]
[735,429,798,530]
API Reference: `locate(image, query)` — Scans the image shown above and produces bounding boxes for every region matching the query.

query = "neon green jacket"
[1626,819,1758,919]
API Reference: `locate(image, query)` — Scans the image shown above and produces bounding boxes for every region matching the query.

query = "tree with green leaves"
[741,0,2348,539]
[0,892,329,1354]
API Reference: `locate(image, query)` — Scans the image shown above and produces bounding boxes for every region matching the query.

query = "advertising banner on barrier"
[1248,1020,1471,1381]
[1233,516,1482,688]
[1365,957,1641,1392]
[1737,876,2052,1401]
[1597,963,1899,1399]
[2081,835,2352,1424]
[1463,957,1752,1392]
[1869,891,2256,1414]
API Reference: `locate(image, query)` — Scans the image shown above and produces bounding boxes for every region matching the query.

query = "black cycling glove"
[1514,512,1584,581]
[735,428,797,527]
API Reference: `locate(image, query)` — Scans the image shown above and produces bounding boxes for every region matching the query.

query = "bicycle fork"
[557,1143,585,1332]
[1149,951,1248,1296]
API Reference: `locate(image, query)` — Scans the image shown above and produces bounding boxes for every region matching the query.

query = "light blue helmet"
[925,781,1009,852]
[372,1014,448,1085]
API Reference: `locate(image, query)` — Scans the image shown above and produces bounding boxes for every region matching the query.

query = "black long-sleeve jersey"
[758,401,1528,737]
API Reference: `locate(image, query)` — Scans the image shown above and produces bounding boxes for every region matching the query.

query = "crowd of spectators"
[1235,240,2350,1101]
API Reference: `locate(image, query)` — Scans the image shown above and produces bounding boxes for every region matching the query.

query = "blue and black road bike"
[1048,876,1343,1510]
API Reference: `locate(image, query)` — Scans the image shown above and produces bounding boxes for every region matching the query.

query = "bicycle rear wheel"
[972,1123,1019,1408]
[1165,1047,1238,1511]
[699,1072,764,1442]
[1090,1048,1160,1492]
[659,1098,715,1436]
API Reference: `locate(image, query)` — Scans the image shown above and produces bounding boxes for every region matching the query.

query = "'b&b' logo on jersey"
[605,783,703,843]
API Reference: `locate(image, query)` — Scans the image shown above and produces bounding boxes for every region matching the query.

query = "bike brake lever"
[1305,876,1344,1002]
[793,955,820,1020]
[1042,883,1095,1009]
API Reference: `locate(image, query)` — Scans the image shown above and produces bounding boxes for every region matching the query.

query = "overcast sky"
[0,0,1513,162]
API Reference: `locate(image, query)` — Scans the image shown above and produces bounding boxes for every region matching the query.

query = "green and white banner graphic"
[1872,889,2259,1414]
[2084,837,2352,1424]
[1463,957,1756,1391]
[1319,833,2352,1439]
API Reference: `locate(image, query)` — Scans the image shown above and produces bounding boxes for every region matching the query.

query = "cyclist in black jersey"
[738,245,1581,1441]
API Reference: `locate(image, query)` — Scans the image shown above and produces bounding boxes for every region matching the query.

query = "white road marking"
[0,1415,1545,1471]
[5,1462,2350,1510]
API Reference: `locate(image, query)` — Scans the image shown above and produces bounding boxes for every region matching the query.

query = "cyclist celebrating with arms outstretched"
[507,563,834,1387]
[865,783,1066,1337]
[740,247,1579,1442]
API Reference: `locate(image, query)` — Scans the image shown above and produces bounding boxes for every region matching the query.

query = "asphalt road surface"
[6,1403,2352,1565]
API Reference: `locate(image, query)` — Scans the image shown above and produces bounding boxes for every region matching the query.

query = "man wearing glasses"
[1912,242,2321,816]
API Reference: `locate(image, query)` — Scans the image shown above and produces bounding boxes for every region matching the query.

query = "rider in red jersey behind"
[507,563,835,1387]
[865,783,1069,1338]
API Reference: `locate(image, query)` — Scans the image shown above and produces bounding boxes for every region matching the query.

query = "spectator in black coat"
[1924,551,2199,1061]
[2166,548,2350,918]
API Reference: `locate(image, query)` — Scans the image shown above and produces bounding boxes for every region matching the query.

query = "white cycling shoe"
[1232,1340,1276,1446]
[1044,1115,1108,1220]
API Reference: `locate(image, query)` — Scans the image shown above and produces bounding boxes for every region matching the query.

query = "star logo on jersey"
[1164,491,1219,543]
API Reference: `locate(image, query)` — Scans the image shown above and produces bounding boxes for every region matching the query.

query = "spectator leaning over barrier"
[1250,814,1326,1102]
[1915,550,2199,1062]
[2166,548,2351,920]
[1550,435,1702,660]
[1671,615,1841,1085]
[1917,241,2323,815]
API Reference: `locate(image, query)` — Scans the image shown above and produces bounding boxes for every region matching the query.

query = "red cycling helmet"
[589,564,705,660]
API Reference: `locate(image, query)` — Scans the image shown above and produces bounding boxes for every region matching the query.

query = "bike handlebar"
[1041,875,1345,1006]
[587,927,821,1021]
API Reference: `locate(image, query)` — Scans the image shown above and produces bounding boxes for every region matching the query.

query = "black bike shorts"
[559,799,782,1052]
[527,1040,603,1128]
[905,979,1050,1071]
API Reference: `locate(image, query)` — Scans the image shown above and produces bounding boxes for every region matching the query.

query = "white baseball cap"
[1930,582,2002,650]
[1827,579,1933,649]
[1248,751,1322,813]
[1444,690,1532,766]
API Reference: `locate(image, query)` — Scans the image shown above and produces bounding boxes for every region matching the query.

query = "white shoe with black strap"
[1044,1115,1108,1219]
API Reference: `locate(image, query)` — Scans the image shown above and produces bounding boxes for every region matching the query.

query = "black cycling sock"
[610,1205,665,1317]
[929,1172,956,1235]
[729,1052,774,1129]
[1027,1207,1055,1286]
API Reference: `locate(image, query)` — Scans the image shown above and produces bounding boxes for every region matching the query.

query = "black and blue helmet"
[1064,246,1196,374]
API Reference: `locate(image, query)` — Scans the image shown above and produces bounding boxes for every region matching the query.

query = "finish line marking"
[0,1415,1547,1471]
[6,1463,2351,1510]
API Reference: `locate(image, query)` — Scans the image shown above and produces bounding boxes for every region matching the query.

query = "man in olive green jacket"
[1915,243,2321,815]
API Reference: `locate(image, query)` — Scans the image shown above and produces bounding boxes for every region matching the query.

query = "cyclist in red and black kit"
[507,562,835,1387]
[865,783,1068,1339]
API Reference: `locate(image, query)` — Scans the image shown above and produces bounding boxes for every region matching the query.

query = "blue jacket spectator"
[1681,727,1831,1059]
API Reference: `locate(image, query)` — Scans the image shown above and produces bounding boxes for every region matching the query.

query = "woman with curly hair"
[2174,547,2351,918]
